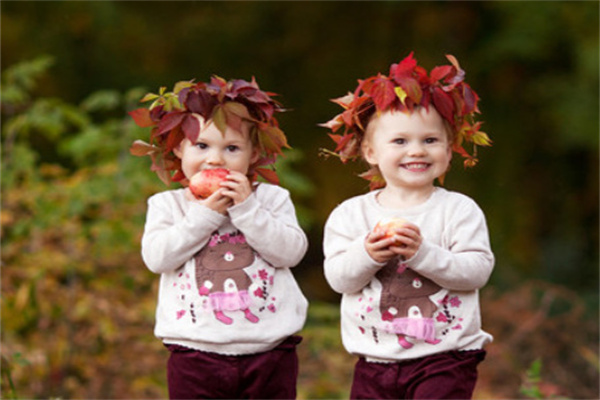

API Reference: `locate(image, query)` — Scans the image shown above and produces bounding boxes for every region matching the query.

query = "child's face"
[362,107,452,191]
[174,118,259,180]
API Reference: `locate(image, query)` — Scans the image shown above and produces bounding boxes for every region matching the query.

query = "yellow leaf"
[472,131,492,146]
[173,80,195,94]
[395,86,408,105]
[140,93,159,103]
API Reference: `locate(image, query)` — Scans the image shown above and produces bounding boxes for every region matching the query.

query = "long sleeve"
[141,191,227,274]
[144,185,308,356]
[323,200,385,294]
[321,188,494,362]
[407,198,494,291]
[228,184,308,268]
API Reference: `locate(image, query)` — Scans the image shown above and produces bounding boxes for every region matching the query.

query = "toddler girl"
[130,76,308,399]
[322,52,494,399]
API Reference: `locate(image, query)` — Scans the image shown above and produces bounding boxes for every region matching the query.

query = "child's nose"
[207,150,225,165]
[407,142,426,156]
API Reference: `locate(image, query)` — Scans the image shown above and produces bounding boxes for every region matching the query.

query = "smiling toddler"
[322,52,494,399]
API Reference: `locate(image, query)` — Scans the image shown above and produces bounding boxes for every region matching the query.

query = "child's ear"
[362,141,377,166]
[250,148,261,165]
[173,141,185,159]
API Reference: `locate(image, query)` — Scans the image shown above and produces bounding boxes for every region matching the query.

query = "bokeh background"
[1,1,598,399]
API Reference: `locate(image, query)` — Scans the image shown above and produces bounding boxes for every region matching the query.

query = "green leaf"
[212,105,227,135]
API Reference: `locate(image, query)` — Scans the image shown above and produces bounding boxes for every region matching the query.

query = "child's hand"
[365,230,398,263]
[219,171,253,205]
[388,222,422,260]
[365,222,422,263]
[184,187,232,214]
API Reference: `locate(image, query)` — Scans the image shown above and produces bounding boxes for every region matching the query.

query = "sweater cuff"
[228,192,259,219]
[405,239,431,270]
[187,201,228,228]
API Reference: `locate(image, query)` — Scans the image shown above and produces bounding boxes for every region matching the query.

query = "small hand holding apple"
[187,168,253,213]
[365,217,422,263]
[189,168,230,199]
[219,171,253,205]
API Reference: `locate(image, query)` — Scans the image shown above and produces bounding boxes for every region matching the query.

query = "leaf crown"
[129,76,289,186]
[320,52,491,189]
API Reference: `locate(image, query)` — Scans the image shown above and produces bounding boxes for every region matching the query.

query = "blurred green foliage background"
[1,1,598,399]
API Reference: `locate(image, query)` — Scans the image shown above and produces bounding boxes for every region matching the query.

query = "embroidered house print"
[376,261,443,349]
[194,231,259,325]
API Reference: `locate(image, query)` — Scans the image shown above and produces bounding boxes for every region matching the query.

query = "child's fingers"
[202,189,233,213]
[219,172,253,204]
[365,232,399,263]
[390,232,421,259]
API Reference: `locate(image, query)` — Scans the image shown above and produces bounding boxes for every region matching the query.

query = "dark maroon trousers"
[165,336,301,399]
[350,349,486,399]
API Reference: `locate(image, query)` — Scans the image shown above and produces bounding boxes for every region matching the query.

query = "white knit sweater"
[142,183,308,355]
[323,187,494,362]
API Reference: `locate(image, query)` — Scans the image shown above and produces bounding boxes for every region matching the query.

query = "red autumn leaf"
[184,88,216,117]
[255,166,280,185]
[165,125,185,153]
[210,75,228,89]
[129,108,155,128]
[452,142,471,159]
[390,51,417,81]
[338,135,359,162]
[254,155,277,167]
[172,169,186,183]
[359,168,386,190]
[444,54,465,86]
[129,139,157,156]
[181,113,201,143]
[157,112,186,136]
[341,109,354,127]
[369,74,396,111]
[450,90,465,118]
[319,115,344,133]
[148,152,172,186]
[397,76,423,105]
[256,101,276,120]
[328,133,354,152]
[461,83,479,114]
[330,92,355,109]
[432,86,455,124]
[430,65,453,83]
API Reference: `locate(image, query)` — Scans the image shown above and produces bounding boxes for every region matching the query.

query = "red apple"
[374,217,409,243]
[189,168,229,199]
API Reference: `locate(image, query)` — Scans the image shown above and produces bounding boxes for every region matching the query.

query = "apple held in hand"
[374,217,409,244]
[189,168,229,199]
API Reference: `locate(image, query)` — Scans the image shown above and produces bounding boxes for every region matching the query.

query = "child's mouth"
[401,162,430,172]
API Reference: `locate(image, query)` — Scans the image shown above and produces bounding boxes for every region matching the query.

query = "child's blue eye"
[425,138,438,144]
[226,145,240,152]
[393,138,406,145]
[195,143,208,150]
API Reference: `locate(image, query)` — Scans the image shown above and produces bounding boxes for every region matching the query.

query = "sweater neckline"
[367,186,445,216]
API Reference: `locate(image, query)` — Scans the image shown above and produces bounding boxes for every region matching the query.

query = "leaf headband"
[320,52,491,188]
[129,76,289,186]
